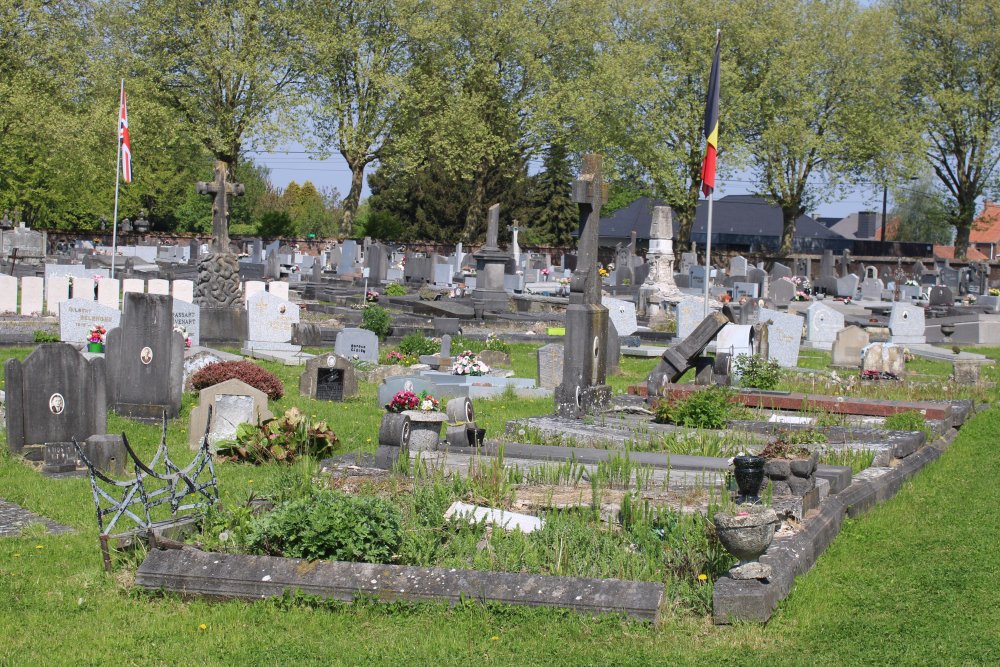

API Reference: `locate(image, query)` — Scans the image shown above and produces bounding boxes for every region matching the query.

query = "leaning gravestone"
[59,298,121,344]
[187,378,273,451]
[537,343,564,389]
[601,297,639,336]
[862,343,905,377]
[104,293,184,421]
[334,328,379,363]
[888,303,926,345]
[299,354,359,401]
[4,344,107,454]
[805,301,844,348]
[831,325,870,368]
[757,308,804,367]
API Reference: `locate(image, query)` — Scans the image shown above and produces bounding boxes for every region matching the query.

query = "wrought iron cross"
[196,160,245,253]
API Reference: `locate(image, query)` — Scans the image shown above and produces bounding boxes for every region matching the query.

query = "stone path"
[0,498,74,537]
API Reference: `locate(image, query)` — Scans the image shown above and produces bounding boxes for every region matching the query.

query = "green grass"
[1,345,998,664]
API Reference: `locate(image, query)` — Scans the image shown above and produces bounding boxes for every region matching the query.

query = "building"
[968,201,1000,260]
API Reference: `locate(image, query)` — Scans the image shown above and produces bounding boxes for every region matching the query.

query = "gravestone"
[888,303,926,344]
[299,354,359,401]
[716,324,754,360]
[770,263,792,282]
[757,308,804,367]
[46,276,70,314]
[338,240,359,275]
[172,299,201,346]
[4,344,107,454]
[244,292,300,351]
[72,277,95,300]
[377,376,443,408]
[928,285,954,307]
[97,278,120,309]
[862,343,905,377]
[601,296,638,336]
[471,204,512,315]
[805,301,844,347]
[59,298,121,344]
[835,274,859,299]
[122,278,144,294]
[104,293,184,421]
[147,279,170,295]
[20,277,43,315]
[556,154,611,418]
[939,265,960,292]
[769,279,795,307]
[860,279,883,301]
[537,343,564,389]
[730,256,748,278]
[676,297,708,339]
[733,282,758,300]
[187,378,272,451]
[173,280,195,303]
[812,250,838,294]
[747,266,767,298]
[334,328,379,363]
[194,160,245,308]
[831,325,870,367]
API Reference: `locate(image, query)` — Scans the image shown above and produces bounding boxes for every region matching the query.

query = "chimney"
[857,211,877,239]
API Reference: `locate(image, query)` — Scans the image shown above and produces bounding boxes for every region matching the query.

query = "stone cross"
[570,154,608,305]
[484,204,501,251]
[196,160,245,253]
[0,210,11,230]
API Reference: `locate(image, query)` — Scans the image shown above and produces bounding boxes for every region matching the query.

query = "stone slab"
[136,549,664,622]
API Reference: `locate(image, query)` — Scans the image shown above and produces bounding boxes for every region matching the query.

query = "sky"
[254,147,895,222]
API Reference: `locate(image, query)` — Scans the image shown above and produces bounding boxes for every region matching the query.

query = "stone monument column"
[555,154,612,418]
[471,204,512,318]
[640,205,682,317]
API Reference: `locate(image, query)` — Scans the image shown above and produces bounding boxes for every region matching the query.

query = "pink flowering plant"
[386,389,440,412]
[384,350,405,365]
[451,350,491,376]
[366,290,380,303]
[88,325,106,344]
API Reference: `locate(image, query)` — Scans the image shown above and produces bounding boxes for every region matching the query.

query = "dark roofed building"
[597,195,848,252]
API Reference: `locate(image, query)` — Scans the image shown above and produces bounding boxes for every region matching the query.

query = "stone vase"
[402,410,447,451]
[713,506,780,580]
[732,455,766,501]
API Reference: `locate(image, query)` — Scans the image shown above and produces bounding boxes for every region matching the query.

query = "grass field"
[1,343,997,665]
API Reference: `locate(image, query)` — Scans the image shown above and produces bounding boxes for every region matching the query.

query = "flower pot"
[732,455,766,501]
[378,412,412,449]
[713,506,779,563]
[467,426,486,447]
[402,410,447,451]
[87,342,104,353]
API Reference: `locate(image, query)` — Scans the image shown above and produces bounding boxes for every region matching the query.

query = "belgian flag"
[700,31,721,197]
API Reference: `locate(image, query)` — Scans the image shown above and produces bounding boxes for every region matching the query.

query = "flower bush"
[452,350,490,376]
[384,351,406,365]
[87,325,106,344]
[990,288,1000,297]
[191,360,285,400]
[385,389,440,413]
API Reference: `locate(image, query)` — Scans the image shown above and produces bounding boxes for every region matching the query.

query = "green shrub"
[733,354,782,390]
[883,410,930,436]
[361,304,391,339]
[248,490,402,563]
[215,407,338,464]
[33,330,59,343]
[398,332,440,357]
[653,387,747,429]
[384,283,407,297]
[484,333,511,354]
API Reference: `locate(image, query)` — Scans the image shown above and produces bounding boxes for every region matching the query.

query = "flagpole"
[703,192,713,318]
[110,79,124,280]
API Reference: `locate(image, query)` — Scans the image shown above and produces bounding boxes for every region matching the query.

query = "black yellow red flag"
[700,31,721,197]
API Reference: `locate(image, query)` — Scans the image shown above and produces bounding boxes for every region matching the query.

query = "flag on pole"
[119,85,132,183]
[700,32,721,197]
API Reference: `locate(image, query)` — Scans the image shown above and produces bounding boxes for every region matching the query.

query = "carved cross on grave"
[570,154,609,305]
[196,160,245,253]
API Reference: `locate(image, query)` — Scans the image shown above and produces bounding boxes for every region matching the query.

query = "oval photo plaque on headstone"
[49,393,65,415]
[140,346,153,365]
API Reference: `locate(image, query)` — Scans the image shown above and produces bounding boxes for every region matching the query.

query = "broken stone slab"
[443,502,543,533]
[647,312,730,394]
[729,561,772,580]
[135,549,664,622]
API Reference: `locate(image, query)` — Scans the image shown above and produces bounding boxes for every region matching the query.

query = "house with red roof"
[968,201,1000,260]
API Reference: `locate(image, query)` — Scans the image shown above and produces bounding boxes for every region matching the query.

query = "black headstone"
[316,368,344,401]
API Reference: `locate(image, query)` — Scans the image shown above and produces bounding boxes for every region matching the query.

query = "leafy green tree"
[890,173,953,245]
[892,0,1000,256]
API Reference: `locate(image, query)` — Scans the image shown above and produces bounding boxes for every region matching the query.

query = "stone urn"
[732,455,766,502]
[402,410,447,451]
[713,505,780,580]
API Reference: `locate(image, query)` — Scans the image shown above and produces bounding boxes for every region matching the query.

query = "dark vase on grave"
[733,455,766,501]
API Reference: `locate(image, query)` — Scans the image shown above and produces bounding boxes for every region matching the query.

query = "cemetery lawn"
[0,344,997,664]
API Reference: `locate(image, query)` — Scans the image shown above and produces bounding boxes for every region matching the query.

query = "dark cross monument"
[555,154,611,418]
[194,161,245,317]
[471,203,511,317]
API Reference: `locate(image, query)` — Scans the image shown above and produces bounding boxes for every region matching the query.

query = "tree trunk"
[341,158,366,238]
[953,190,977,257]
[779,205,798,256]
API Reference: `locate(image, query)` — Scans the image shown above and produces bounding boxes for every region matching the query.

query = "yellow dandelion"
[248,479,254,484]
[34,545,44,550]
[490,636,499,641]
[199,624,207,631]
[697,574,708,582]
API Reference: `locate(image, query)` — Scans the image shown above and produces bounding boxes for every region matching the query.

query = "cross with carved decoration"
[196,160,245,253]
[570,154,609,304]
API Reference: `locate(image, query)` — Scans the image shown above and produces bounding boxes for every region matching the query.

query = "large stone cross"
[570,154,608,305]
[196,160,245,253]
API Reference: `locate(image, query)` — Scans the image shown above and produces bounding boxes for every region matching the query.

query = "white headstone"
[97,278,120,309]
[715,324,754,358]
[601,296,638,336]
[758,307,804,367]
[72,277,95,301]
[45,276,70,315]
[246,291,299,345]
[122,278,144,295]
[147,279,170,295]
[268,281,289,301]
[244,281,266,302]
[19,277,43,316]
[59,298,121,343]
[805,301,844,347]
[172,279,194,303]
[172,298,200,346]
[888,303,926,344]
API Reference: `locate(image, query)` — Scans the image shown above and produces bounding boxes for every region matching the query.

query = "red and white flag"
[119,84,132,183]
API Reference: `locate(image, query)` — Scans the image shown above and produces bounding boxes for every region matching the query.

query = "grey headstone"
[860,279,883,301]
[770,263,792,281]
[537,343,564,389]
[675,297,707,339]
[729,256,748,278]
[172,299,200,346]
[59,298,121,344]
[299,354,359,401]
[3,344,107,454]
[928,285,954,307]
[757,307,804,367]
[805,302,844,346]
[377,375,440,407]
[733,282,759,299]
[835,274,859,299]
[769,279,795,307]
[888,303,926,344]
[831,325,870,367]
[334,328,379,363]
[601,296,638,336]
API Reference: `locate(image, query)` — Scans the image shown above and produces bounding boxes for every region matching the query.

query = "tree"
[119,0,304,235]
[731,0,910,254]
[893,0,1000,256]
[890,173,953,244]
[526,143,577,246]
[301,0,409,237]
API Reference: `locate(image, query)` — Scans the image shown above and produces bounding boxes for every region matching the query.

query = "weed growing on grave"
[883,410,931,437]
[361,304,392,339]
[398,332,440,357]
[818,448,876,474]
[215,408,338,464]
[32,330,59,343]
[772,427,828,446]
[383,282,407,297]
[653,387,750,429]
[484,333,511,354]
[733,354,782,390]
